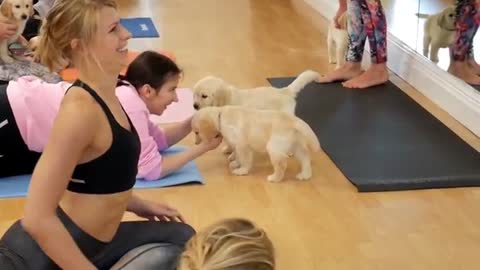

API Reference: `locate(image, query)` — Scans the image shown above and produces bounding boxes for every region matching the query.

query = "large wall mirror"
[306,0,480,135]
[384,0,480,88]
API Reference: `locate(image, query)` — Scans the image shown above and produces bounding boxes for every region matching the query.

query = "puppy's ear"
[213,86,232,106]
[194,132,201,145]
[197,115,218,141]
[0,2,13,20]
[29,4,34,17]
[438,12,449,29]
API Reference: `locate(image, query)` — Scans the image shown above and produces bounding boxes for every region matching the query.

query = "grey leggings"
[0,207,195,269]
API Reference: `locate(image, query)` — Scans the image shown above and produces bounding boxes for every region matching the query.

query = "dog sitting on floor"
[418,6,456,63]
[192,106,321,182]
[327,11,349,68]
[0,0,33,63]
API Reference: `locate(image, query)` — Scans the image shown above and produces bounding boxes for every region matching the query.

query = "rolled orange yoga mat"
[59,49,176,82]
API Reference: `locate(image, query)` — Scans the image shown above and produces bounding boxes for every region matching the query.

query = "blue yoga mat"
[120,17,159,38]
[0,146,203,199]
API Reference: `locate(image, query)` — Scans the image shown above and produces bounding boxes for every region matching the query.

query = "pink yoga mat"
[150,88,195,124]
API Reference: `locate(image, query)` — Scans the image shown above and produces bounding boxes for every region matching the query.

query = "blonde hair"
[178,218,275,270]
[36,0,117,71]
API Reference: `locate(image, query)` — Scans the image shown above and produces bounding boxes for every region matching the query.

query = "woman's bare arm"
[158,117,192,146]
[22,90,99,270]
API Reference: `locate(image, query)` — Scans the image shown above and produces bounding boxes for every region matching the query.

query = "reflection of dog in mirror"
[192,106,321,182]
[327,11,349,68]
[419,6,456,63]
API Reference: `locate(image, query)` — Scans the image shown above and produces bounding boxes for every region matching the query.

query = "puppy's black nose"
[193,104,199,110]
[21,14,28,20]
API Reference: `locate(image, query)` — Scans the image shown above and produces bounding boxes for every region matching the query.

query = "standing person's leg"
[343,0,389,88]
[448,0,480,84]
[316,0,364,83]
[466,14,480,74]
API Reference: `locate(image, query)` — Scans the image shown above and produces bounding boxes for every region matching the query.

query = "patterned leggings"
[451,0,480,61]
[346,0,387,64]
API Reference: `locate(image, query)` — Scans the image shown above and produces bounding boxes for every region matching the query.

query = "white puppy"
[192,106,321,182]
[192,70,319,115]
[420,6,456,63]
[327,11,349,68]
[0,0,33,63]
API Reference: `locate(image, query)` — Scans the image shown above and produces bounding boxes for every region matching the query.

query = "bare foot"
[448,60,480,85]
[342,63,389,89]
[467,58,480,75]
[315,62,363,83]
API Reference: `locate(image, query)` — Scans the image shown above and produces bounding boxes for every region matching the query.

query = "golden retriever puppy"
[192,106,321,182]
[0,0,33,63]
[192,70,319,114]
[327,11,349,68]
[419,6,456,63]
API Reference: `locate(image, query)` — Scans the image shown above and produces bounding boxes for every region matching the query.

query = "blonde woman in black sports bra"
[0,1,219,269]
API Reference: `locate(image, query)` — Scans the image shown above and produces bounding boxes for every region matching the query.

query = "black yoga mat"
[268,77,480,192]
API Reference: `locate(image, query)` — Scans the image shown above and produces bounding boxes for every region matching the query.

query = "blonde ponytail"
[35,0,117,72]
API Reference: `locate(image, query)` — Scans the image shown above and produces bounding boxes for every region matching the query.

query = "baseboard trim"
[305,0,480,137]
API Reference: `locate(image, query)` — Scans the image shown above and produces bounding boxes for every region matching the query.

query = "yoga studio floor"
[2,1,480,269]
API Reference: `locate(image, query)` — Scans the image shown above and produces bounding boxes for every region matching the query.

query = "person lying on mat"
[177,218,275,270]
[0,1,200,269]
[0,50,221,179]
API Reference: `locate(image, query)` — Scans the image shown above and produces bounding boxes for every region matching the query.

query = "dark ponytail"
[121,51,182,91]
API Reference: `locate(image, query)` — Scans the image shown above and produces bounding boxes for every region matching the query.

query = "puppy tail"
[285,70,319,97]
[294,119,321,153]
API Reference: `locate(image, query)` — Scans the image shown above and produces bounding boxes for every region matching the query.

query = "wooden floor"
[2,1,480,269]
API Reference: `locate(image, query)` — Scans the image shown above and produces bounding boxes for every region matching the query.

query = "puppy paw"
[267,174,283,182]
[227,152,236,162]
[232,167,249,176]
[296,171,311,181]
[222,145,233,155]
[229,160,240,170]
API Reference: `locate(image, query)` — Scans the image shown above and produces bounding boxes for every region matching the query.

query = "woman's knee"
[173,223,196,246]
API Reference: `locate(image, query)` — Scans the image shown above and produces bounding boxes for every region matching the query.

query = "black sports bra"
[65,80,141,194]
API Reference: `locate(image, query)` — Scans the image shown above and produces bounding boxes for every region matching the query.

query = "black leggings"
[0,84,42,178]
[0,207,195,269]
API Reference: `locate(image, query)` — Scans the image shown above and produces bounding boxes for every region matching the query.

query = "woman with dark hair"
[0,50,221,179]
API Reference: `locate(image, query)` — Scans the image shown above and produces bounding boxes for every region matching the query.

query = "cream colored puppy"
[192,106,321,182]
[192,70,319,115]
[327,11,349,68]
[420,6,456,63]
[0,0,33,63]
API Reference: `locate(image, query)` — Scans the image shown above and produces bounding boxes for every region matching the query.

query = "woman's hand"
[128,196,185,223]
[197,135,223,152]
[0,19,17,40]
